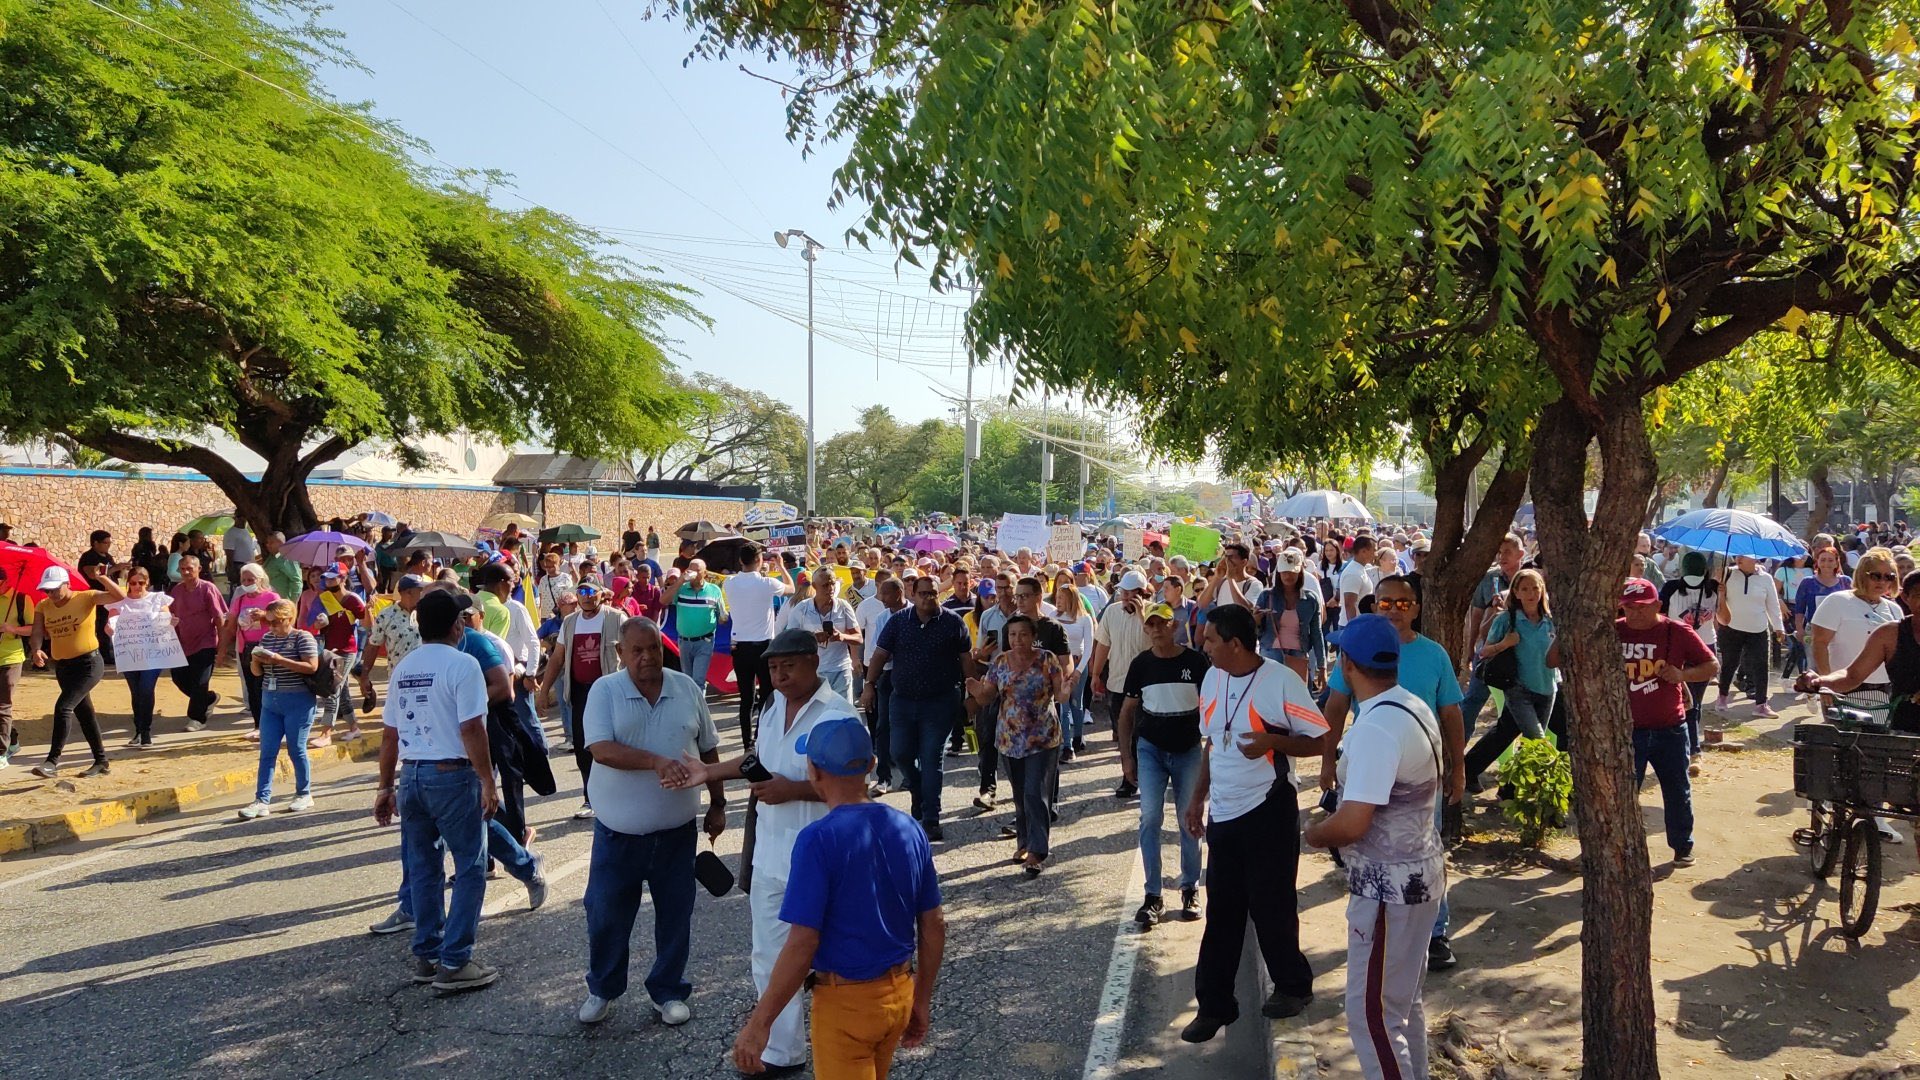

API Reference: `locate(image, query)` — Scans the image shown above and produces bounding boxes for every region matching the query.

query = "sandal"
[361,687,379,714]
[307,733,333,750]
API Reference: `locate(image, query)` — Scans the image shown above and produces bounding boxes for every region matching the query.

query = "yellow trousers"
[810,968,916,1080]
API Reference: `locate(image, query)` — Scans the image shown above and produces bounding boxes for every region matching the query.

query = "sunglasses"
[1376,598,1417,611]
[1867,571,1899,583]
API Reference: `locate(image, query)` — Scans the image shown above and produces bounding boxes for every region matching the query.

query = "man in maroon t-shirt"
[309,569,368,741]
[1617,578,1719,866]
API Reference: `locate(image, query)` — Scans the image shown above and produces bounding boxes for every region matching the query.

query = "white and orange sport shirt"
[1198,657,1329,823]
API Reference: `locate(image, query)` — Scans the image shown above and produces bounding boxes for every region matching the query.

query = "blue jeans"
[1459,671,1490,741]
[1505,686,1556,740]
[680,635,715,692]
[396,819,538,919]
[1060,669,1090,748]
[822,668,850,698]
[399,762,488,969]
[1137,740,1202,893]
[1633,726,1694,856]
[584,819,696,1003]
[124,668,162,741]
[255,689,315,802]
[890,689,961,826]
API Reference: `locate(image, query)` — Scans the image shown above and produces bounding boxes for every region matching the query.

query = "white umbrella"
[1273,489,1372,521]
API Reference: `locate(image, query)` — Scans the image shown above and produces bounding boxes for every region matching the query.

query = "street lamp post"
[776,229,824,518]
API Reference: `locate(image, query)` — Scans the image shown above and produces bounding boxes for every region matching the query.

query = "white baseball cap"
[38,567,68,591]
[1118,569,1150,592]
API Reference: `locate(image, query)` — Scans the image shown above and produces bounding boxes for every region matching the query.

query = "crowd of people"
[2,506,1911,1079]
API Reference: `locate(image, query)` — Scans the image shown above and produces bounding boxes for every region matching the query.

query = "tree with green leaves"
[632,373,806,486]
[818,404,945,517]
[0,0,697,534]
[664,0,1920,1070]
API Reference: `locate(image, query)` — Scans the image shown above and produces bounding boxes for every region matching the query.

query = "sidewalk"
[0,663,383,854]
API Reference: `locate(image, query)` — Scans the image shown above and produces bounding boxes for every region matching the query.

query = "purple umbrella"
[902,532,958,553]
[284,530,371,567]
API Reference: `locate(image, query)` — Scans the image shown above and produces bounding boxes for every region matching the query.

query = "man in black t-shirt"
[1117,603,1211,929]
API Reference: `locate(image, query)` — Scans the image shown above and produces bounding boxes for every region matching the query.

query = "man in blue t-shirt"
[1316,576,1467,972]
[731,717,947,1079]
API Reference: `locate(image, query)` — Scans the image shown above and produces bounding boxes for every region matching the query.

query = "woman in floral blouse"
[967,615,1070,877]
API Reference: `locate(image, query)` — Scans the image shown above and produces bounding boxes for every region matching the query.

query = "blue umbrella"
[1653,508,1808,560]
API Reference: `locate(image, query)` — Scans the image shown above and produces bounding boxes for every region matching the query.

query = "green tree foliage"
[665,0,1920,1070]
[634,373,806,487]
[819,405,946,518]
[0,0,698,532]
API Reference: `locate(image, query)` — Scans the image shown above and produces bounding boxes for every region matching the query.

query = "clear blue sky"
[309,0,1012,441]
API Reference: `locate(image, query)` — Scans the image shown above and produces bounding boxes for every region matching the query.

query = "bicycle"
[1790,688,1920,938]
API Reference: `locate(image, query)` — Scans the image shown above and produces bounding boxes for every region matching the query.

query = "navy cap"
[795,716,874,777]
[1340,614,1402,669]
[397,574,429,591]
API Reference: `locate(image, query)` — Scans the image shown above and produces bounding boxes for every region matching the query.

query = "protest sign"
[1121,529,1147,562]
[1167,523,1223,564]
[1046,524,1083,564]
[996,513,1049,556]
[111,604,187,673]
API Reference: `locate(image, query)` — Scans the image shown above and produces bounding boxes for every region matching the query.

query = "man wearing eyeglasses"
[1316,575,1467,971]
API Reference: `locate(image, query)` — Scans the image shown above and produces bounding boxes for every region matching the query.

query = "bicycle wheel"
[1838,816,1882,938]
[1802,803,1843,879]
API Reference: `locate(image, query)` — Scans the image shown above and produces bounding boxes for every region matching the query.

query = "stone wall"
[0,468,784,561]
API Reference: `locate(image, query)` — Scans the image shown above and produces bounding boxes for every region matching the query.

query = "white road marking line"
[481,850,594,917]
[1081,856,1148,1080]
[0,771,379,895]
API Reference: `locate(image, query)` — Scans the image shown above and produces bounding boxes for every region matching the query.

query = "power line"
[382,0,763,242]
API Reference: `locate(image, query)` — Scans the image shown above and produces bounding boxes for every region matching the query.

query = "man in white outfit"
[670,627,856,1076]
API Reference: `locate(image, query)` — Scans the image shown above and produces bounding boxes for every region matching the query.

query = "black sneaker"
[1113,779,1138,799]
[973,792,996,811]
[79,760,110,778]
[1180,1015,1231,1043]
[1179,886,1201,921]
[922,822,944,843]
[1133,893,1164,929]
[1072,738,1087,754]
[999,825,1017,839]
[1428,935,1458,971]
[1261,990,1312,1019]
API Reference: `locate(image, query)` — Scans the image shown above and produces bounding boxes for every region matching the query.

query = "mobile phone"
[740,751,774,783]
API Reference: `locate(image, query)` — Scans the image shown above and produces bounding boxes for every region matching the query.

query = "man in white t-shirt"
[222,525,258,582]
[1092,570,1154,798]
[373,589,499,996]
[1180,603,1328,1044]
[1307,614,1444,1080]
[722,546,792,747]
[1339,534,1380,622]
[780,567,861,699]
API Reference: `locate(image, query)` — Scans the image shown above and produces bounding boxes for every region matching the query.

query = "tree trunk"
[1532,393,1660,1079]
[1700,459,1730,508]
[1806,463,1834,542]
[1421,449,1529,667]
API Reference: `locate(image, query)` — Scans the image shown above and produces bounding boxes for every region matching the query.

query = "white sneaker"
[654,999,691,1026]
[185,719,207,732]
[286,794,314,812]
[237,801,271,819]
[1876,817,1906,844]
[573,805,596,820]
[578,994,612,1024]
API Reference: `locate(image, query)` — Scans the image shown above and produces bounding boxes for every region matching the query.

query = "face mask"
[1683,574,1705,588]
[236,583,261,596]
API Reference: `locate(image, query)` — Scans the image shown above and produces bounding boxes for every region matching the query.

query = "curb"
[1255,951,1323,1079]
[0,732,383,856]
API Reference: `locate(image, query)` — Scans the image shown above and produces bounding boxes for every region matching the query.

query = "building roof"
[491,454,635,489]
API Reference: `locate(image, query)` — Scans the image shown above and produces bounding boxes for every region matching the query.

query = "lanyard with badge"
[1221,667,1265,738]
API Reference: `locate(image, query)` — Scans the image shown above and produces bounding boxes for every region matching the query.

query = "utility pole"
[775,229,824,518]
[1039,393,1050,521]
[962,280,979,522]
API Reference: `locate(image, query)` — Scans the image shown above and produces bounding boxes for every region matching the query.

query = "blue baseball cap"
[1340,614,1402,669]
[795,716,874,777]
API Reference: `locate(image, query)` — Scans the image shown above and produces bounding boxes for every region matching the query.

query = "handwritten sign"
[111,603,187,673]
[996,513,1049,556]
[1121,529,1147,563]
[1046,524,1084,564]
[1167,523,1223,564]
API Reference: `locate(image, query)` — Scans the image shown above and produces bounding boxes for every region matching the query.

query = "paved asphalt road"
[0,712,1273,1080]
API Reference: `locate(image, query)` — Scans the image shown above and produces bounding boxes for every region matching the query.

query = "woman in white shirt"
[1810,547,1907,842]
[1715,554,1786,718]
[1052,582,1095,758]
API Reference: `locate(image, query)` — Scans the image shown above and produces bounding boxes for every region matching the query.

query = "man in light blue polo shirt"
[576,618,724,1027]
